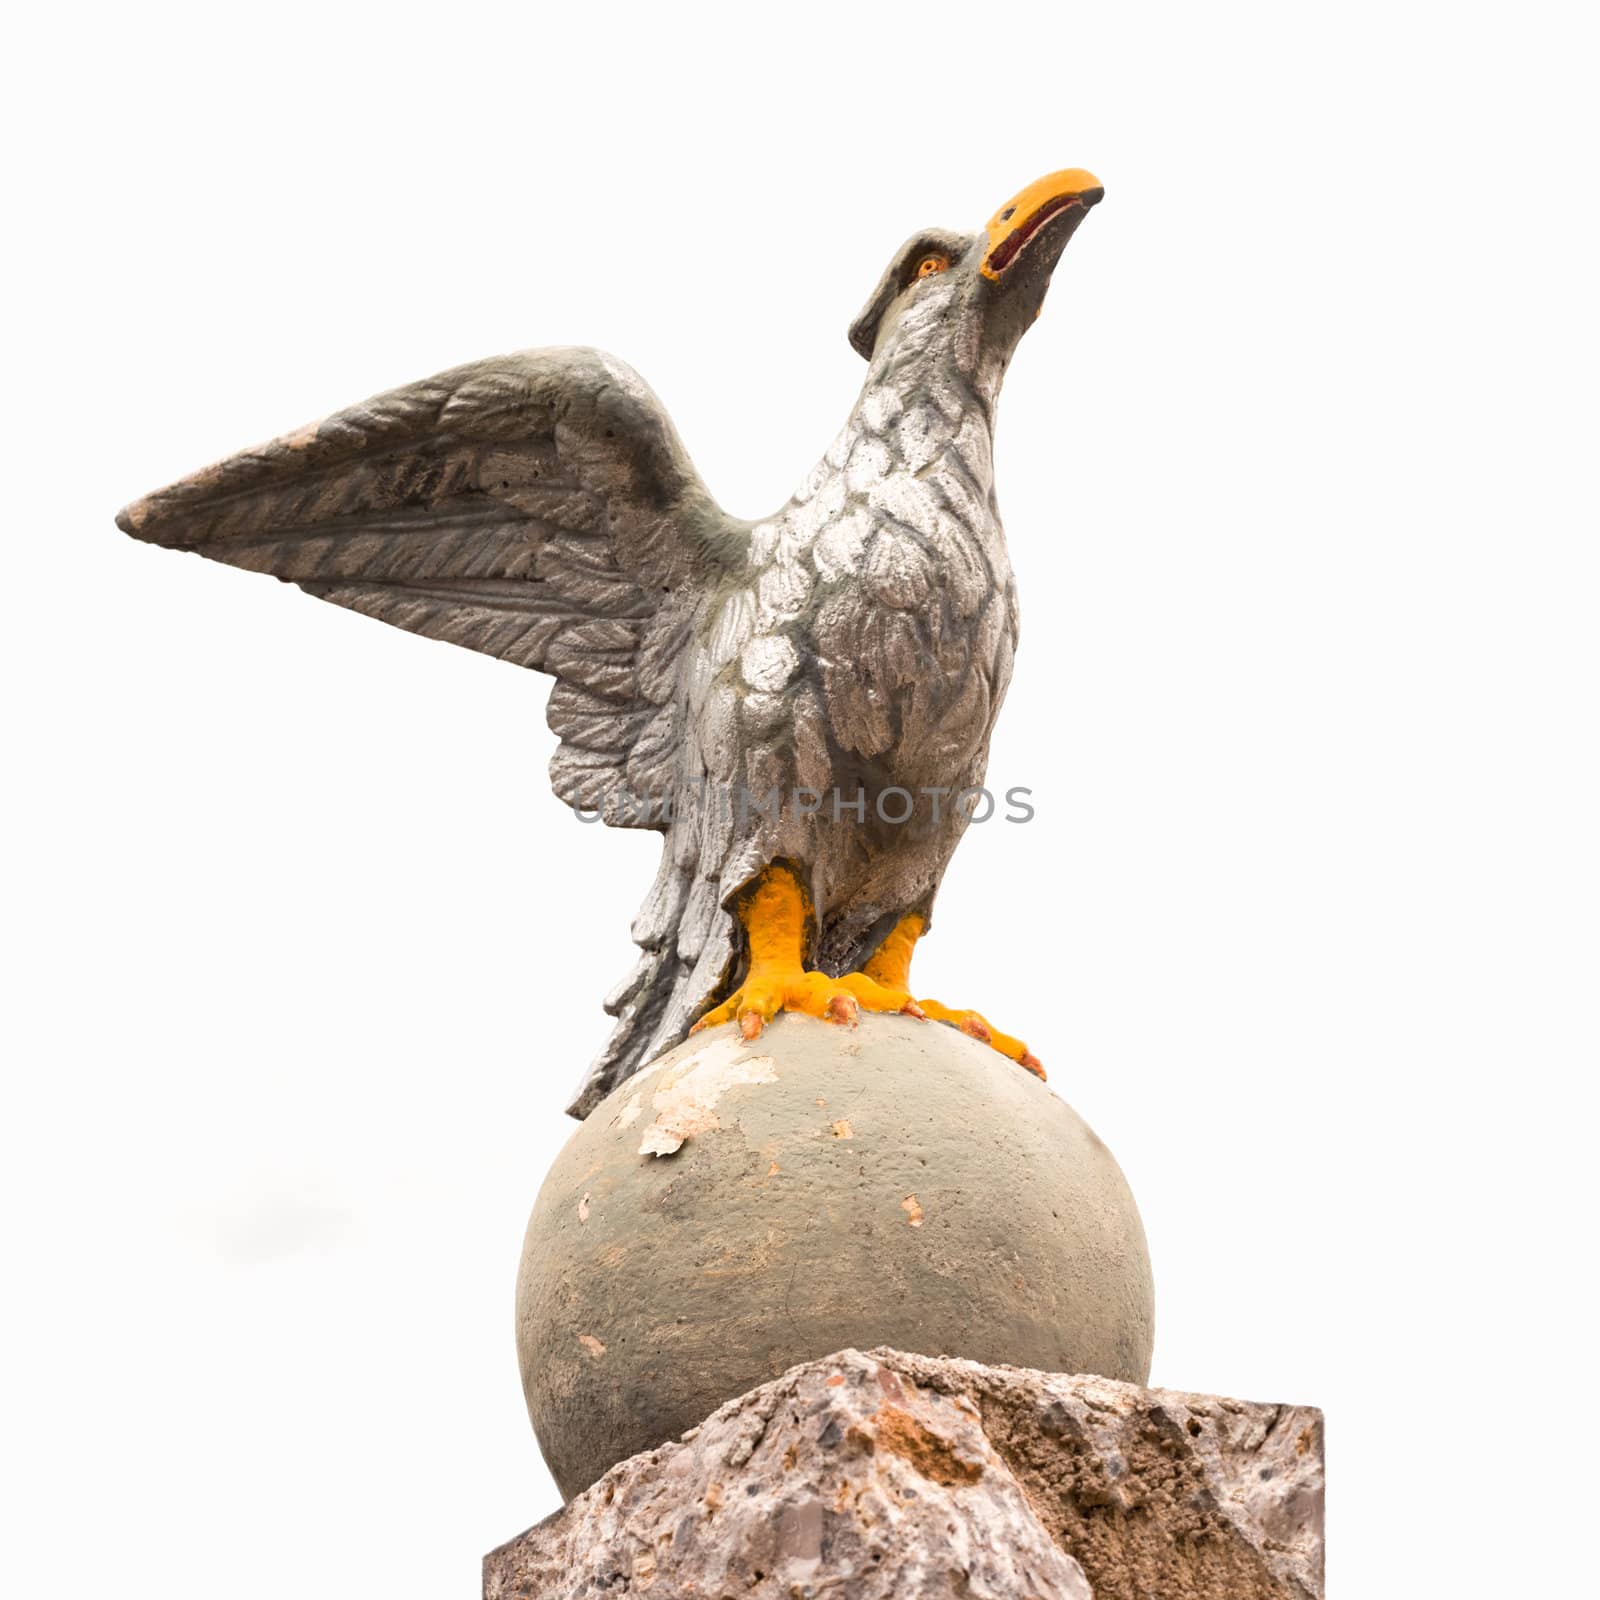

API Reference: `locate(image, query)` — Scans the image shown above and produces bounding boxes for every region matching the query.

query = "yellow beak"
[982,168,1105,280]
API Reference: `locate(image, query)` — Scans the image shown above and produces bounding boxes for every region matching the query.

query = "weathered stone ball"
[516,1012,1154,1499]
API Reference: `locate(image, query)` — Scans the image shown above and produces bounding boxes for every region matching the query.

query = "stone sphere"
[516,1012,1154,1498]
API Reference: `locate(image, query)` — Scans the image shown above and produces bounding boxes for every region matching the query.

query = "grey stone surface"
[516,1012,1153,1499]
[485,1347,1324,1600]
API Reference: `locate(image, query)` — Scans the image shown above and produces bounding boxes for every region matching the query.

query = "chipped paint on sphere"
[516,1012,1153,1498]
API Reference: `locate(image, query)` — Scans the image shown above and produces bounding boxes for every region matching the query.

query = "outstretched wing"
[118,346,740,825]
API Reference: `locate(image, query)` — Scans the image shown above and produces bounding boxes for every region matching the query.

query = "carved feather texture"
[123,258,1030,1118]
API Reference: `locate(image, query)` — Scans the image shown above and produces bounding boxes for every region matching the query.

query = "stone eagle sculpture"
[118,169,1103,1118]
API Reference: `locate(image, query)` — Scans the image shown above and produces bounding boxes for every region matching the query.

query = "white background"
[4,2,1594,1593]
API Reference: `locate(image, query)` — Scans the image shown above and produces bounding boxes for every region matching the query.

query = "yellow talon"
[863,911,1047,1080]
[690,866,913,1041]
[692,874,1042,1078]
[861,913,924,991]
[915,999,1043,1078]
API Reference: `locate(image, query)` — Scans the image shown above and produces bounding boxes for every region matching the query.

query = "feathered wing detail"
[118,346,745,1114]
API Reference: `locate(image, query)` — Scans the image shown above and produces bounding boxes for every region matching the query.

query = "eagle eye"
[914,251,950,280]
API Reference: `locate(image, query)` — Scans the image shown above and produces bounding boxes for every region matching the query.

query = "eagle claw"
[692,962,907,1041]
[915,999,1044,1080]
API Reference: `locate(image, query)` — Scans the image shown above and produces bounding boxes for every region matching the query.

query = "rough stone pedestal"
[485,1347,1324,1599]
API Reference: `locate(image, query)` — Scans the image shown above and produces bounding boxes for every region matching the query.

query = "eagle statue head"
[848,168,1104,374]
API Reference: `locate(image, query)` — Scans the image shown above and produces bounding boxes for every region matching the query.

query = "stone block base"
[485,1347,1323,1599]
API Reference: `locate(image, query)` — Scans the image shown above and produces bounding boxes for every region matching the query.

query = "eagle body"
[118,171,1102,1114]
[617,279,1018,1095]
